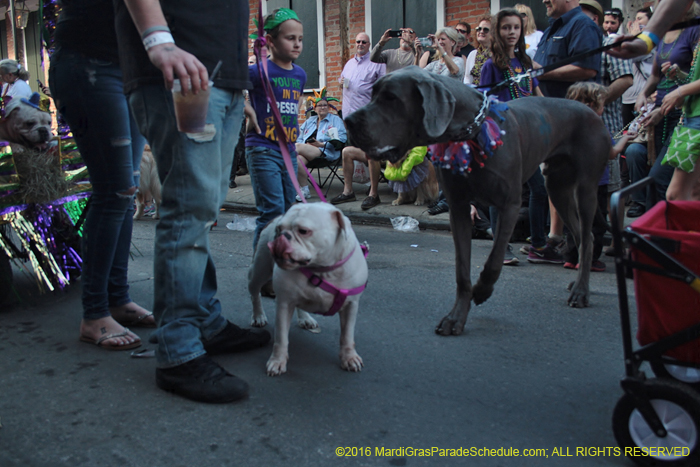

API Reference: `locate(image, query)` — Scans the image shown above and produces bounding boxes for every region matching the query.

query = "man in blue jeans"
[115,0,270,403]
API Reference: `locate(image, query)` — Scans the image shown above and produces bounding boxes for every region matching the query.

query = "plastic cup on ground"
[172,79,213,133]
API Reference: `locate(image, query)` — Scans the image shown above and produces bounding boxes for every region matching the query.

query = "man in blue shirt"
[533,0,603,98]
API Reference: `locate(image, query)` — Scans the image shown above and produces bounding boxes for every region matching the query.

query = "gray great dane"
[345,66,610,336]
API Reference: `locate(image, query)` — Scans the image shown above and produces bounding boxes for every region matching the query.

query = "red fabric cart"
[631,201,700,364]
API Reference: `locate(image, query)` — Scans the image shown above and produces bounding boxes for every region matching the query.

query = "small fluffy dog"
[134,146,161,220]
[387,148,439,206]
[0,93,53,150]
[248,202,368,376]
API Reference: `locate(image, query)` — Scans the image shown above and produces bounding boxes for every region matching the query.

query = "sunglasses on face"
[520,13,527,18]
[456,29,468,34]
[356,40,368,44]
[406,29,415,34]
[475,27,490,33]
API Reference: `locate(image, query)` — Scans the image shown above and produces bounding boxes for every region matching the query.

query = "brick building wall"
[247,0,490,116]
[445,0,492,27]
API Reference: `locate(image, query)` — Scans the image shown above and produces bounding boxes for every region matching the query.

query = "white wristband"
[143,32,175,51]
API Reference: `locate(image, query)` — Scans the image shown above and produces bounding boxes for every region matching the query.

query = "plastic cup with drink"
[172,78,213,133]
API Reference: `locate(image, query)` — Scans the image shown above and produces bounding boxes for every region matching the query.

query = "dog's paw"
[251,312,268,328]
[340,350,363,372]
[266,356,288,376]
[567,283,590,308]
[434,315,466,336]
[472,281,493,305]
[296,312,319,331]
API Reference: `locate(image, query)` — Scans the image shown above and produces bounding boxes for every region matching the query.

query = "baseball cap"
[580,0,604,26]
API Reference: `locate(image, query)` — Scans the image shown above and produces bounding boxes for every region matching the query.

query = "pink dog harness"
[298,243,369,316]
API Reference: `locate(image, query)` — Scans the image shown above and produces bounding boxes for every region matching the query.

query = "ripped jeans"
[49,48,146,321]
[128,84,244,368]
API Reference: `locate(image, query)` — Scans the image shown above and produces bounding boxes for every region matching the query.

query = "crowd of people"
[18,0,697,404]
[328,0,697,268]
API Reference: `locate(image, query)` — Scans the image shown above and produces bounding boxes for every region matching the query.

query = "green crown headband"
[307,87,340,106]
[250,8,300,39]
[306,87,341,112]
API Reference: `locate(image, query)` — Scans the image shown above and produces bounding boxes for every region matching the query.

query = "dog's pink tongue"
[268,234,293,260]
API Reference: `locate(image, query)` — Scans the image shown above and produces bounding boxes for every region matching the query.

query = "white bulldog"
[248,202,369,376]
[0,93,53,150]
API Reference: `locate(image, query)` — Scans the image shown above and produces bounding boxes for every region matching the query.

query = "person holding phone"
[415,27,465,78]
[370,27,417,73]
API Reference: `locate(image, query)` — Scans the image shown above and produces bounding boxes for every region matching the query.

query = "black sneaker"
[203,321,271,355]
[627,203,646,218]
[156,354,249,403]
[527,244,564,264]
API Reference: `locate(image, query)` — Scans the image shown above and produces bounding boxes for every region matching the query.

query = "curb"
[221,202,452,232]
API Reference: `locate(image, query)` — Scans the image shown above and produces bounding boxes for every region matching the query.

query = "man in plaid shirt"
[600,34,633,193]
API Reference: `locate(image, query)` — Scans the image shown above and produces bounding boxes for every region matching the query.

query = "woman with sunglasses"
[514,4,542,59]
[464,15,493,85]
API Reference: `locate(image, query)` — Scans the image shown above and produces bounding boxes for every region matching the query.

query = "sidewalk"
[223,166,452,231]
[224,167,636,232]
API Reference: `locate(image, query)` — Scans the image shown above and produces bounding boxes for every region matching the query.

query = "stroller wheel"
[651,360,700,390]
[613,379,700,466]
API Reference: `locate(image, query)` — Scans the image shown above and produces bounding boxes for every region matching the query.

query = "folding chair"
[305,139,345,197]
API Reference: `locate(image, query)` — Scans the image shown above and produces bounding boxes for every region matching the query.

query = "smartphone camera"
[418,37,433,48]
[389,30,403,38]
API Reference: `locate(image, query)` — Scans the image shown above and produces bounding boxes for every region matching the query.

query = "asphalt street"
[0,209,639,467]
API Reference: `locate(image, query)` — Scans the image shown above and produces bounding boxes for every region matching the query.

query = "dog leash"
[298,243,369,316]
[252,5,326,203]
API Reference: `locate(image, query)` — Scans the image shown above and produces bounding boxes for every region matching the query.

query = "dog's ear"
[331,209,347,243]
[415,74,456,138]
